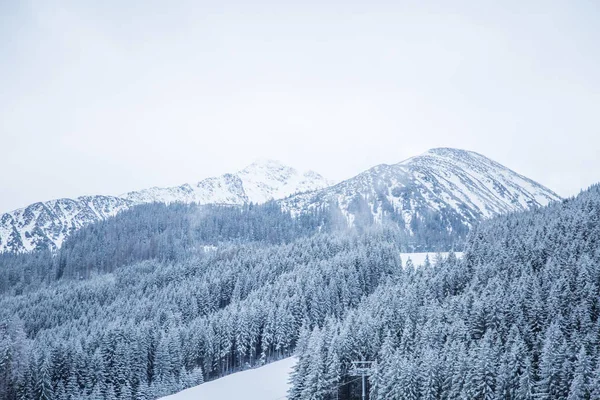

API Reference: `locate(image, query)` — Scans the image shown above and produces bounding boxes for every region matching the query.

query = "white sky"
[1,0,599,212]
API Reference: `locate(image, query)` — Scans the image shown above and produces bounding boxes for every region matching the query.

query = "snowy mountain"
[0,196,132,253]
[122,159,332,205]
[279,148,561,232]
[0,150,560,253]
[0,160,332,253]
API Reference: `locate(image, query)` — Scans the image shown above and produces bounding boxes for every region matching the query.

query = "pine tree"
[420,348,441,400]
[466,331,497,400]
[369,333,394,400]
[65,374,79,400]
[324,348,341,400]
[136,380,150,400]
[537,323,567,400]
[567,346,592,400]
[567,374,587,400]
[399,356,420,400]
[34,356,53,400]
[300,328,327,400]
[515,357,535,400]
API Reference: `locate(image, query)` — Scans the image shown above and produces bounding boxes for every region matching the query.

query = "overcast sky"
[1,0,598,212]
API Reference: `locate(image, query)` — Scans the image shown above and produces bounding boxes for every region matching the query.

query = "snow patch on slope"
[160,357,296,400]
[400,252,464,267]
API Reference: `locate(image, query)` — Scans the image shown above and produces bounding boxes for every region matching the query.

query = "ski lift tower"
[350,361,374,400]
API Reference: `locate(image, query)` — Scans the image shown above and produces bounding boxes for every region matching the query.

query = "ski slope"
[160,357,297,400]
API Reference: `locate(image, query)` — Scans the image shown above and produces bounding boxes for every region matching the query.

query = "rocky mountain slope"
[279,148,561,234]
[0,196,131,253]
[0,161,331,253]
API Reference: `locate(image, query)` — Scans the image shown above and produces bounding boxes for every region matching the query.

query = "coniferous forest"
[2,185,600,399]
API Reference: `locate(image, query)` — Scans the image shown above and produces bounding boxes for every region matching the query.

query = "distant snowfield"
[400,252,463,267]
[160,357,297,400]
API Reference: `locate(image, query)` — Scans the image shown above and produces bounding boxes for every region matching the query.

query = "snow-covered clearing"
[400,252,463,267]
[160,357,297,400]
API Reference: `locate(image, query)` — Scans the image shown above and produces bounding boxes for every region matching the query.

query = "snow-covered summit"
[399,147,560,218]
[236,159,334,204]
[279,147,561,229]
[121,159,333,205]
[0,160,332,253]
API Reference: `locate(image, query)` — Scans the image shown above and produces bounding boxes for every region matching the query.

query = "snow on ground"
[160,357,297,400]
[400,252,464,267]
[202,245,218,252]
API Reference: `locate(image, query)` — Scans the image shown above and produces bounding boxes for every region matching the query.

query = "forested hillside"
[0,198,463,296]
[0,228,403,399]
[1,182,596,400]
[290,184,600,399]
[0,202,338,295]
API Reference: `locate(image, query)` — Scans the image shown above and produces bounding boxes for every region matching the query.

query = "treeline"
[290,184,600,399]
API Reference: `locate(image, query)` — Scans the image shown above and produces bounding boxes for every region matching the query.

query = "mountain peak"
[280,149,561,233]
[425,148,515,165]
[400,147,480,163]
[241,158,289,171]
[238,159,296,181]
[425,146,471,153]
[236,160,331,204]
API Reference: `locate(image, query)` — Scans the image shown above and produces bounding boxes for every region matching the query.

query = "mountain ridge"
[121,159,333,205]
[0,149,560,253]
[0,160,332,253]
[278,147,560,233]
